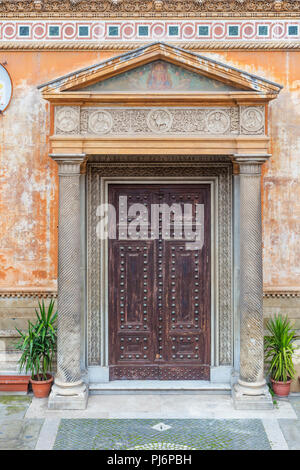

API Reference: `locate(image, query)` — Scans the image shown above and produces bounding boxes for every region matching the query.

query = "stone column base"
[48,382,89,410]
[232,381,274,410]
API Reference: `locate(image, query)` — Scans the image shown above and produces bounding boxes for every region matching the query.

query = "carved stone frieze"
[55,106,262,137]
[2,0,300,17]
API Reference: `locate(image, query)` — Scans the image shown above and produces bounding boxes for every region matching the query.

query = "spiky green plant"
[15,299,57,381]
[264,314,298,382]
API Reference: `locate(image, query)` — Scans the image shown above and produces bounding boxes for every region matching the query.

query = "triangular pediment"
[81,60,238,93]
[39,42,282,96]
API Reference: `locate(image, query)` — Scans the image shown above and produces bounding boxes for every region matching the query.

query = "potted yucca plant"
[264,314,298,397]
[15,299,57,398]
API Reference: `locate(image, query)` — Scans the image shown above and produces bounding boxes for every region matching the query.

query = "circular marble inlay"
[272,24,284,38]
[182,24,194,38]
[244,25,254,35]
[213,24,225,38]
[92,24,105,39]
[33,24,46,38]
[3,25,15,38]
[63,25,76,38]
[122,24,134,38]
[153,24,165,37]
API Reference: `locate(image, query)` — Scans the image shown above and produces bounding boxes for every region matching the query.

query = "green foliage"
[264,314,298,383]
[15,299,57,381]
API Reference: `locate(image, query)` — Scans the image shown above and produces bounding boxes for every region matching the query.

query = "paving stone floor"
[278,397,300,450]
[53,418,271,450]
[0,396,43,450]
[0,394,299,450]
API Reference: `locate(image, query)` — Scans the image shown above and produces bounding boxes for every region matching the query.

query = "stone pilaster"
[48,154,88,410]
[232,154,273,410]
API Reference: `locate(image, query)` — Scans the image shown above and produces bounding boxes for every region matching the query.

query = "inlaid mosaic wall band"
[1,19,299,43]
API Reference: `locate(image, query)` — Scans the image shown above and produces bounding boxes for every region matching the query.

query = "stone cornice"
[39,42,282,94]
[2,0,300,19]
[2,40,300,51]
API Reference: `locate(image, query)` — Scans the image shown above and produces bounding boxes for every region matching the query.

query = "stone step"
[89,380,231,394]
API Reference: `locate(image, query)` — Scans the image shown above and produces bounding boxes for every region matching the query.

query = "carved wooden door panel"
[109,184,211,380]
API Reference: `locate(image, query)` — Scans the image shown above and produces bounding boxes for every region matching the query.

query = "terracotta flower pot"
[30,374,53,398]
[0,375,30,393]
[270,378,292,397]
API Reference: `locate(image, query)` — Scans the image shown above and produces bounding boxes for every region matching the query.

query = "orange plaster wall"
[206,50,300,289]
[0,49,299,290]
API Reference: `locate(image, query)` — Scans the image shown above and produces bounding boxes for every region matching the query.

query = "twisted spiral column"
[232,154,273,409]
[48,154,88,410]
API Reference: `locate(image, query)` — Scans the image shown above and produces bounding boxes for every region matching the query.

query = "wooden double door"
[108,184,211,380]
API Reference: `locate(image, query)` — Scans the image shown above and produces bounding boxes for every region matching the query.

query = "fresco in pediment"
[81,60,239,92]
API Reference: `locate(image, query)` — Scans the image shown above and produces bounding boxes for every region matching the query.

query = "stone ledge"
[89,380,231,395]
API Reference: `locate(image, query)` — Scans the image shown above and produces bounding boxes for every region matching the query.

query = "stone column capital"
[232,154,271,175]
[49,153,87,176]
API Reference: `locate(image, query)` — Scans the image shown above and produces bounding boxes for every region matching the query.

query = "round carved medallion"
[88,110,113,134]
[55,107,79,133]
[206,110,230,134]
[147,108,173,133]
[241,107,264,133]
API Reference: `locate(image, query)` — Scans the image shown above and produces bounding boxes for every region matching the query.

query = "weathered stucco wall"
[0,49,299,292]
[0,49,299,385]
[208,50,300,290]
[0,51,112,291]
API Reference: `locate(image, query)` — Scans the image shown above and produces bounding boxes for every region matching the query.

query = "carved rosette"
[55,106,264,137]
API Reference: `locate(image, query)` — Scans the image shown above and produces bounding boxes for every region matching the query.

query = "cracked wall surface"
[0,49,299,383]
[0,49,298,290]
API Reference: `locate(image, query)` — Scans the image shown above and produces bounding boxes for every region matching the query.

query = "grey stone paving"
[0,394,299,450]
[278,397,300,450]
[53,418,271,450]
[0,395,44,450]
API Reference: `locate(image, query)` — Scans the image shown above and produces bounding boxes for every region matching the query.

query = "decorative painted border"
[264,290,300,298]
[0,291,57,298]
[0,290,298,298]
[1,19,300,42]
